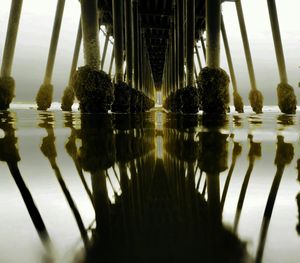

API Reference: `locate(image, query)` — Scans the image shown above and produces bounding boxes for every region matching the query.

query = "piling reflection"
[0,112,52,258]
[0,110,300,262]
[234,135,261,233]
[83,113,249,263]
[64,114,94,207]
[39,112,88,247]
[256,136,294,263]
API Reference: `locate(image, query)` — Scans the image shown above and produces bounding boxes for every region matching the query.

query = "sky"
[0,0,300,105]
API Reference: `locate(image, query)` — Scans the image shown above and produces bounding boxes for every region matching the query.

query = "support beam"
[235,0,263,113]
[113,0,124,83]
[0,0,23,110]
[198,0,229,114]
[0,0,23,77]
[138,17,143,92]
[235,0,256,90]
[132,0,140,90]
[61,19,82,111]
[125,0,133,86]
[177,0,184,90]
[171,17,175,93]
[267,0,287,84]
[173,2,178,92]
[81,0,100,68]
[71,0,113,113]
[206,0,221,68]
[267,0,296,114]
[186,0,195,86]
[68,20,82,85]
[101,33,110,70]
[221,15,244,113]
[36,0,65,110]
[44,0,65,85]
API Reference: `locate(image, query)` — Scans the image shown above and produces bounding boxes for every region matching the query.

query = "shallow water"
[0,105,299,263]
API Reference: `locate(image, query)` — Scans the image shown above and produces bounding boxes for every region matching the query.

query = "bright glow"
[0,129,4,139]
[156,135,163,159]
[156,91,162,105]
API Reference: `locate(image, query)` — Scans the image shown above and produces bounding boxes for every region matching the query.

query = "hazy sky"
[0,0,300,104]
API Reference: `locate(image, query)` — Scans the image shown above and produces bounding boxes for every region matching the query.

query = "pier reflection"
[0,110,300,263]
[0,112,53,260]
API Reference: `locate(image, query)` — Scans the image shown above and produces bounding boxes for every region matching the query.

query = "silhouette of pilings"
[78,114,116,247]
[196,0,230,115]
[107,0,155,113]
[172,2,178,93]
[197,126,231,260]
[163,2,200,114]
[235,0,263,113]
[179,0,200,114]
[61,18,82,111]
[36,0,66,111]
[0,112,51,247]
[111,0,131,113]
[234,135,261,233]
[114,116,135,236]
[267,0,297,114]
[83,116,247,262]
[78,114,156,244]
[256,136,294,263]
[0,0,23,110]
[162,119,249,262]
[39,113,88,247]
[82,114,156,256]
[221,15,244,113]
[70,0,114,113]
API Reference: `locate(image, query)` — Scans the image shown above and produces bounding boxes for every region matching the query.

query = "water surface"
[0,105,299,263]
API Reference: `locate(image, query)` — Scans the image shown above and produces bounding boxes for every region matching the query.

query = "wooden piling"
[80,0,100,69]
[186,0,195,86]
[125,0,133,86]
[0,0,23,77]
[113,0,124,83]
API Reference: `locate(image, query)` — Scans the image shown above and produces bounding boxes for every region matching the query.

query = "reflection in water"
[234,135,261,233]
[0,112,52,257]
[64,114,94,208]
[221,139,242,212]
[256,136,294,263]
[39,113,88,247]
[0,109,300,262]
